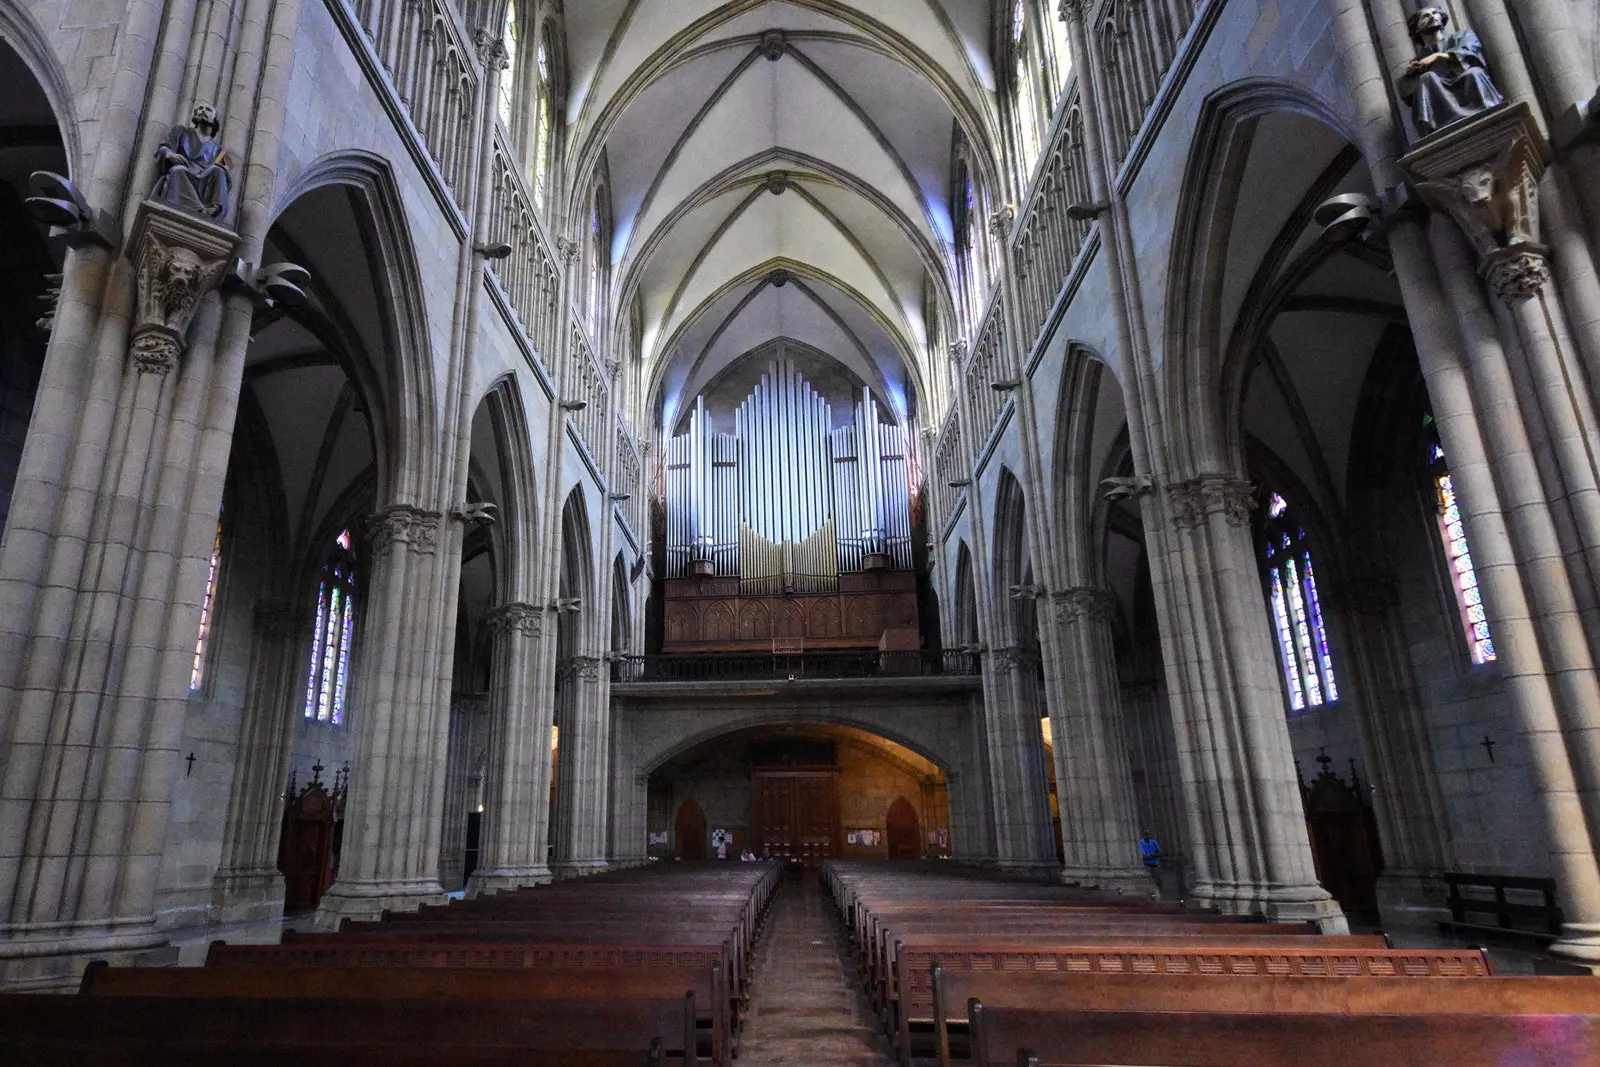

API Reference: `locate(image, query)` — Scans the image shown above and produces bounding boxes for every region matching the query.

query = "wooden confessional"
[278,762,346,912]
[1301,755,1382,922]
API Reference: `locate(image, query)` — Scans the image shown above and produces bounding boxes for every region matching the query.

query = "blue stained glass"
[1270,568,1304,711]
[1284,557,1324,706]
[1269,493,1289,518]
[1431,443,1446,462]
[1301,553,1338,703]
[304,582,327,718]
[332,593,354,725]
[1434,470,1496,664]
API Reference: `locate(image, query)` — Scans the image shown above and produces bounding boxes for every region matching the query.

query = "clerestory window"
[303,528,358,725]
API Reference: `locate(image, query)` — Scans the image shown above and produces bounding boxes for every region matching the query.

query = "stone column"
[209,598,304,922]
[315,506,450,925]
[439,693,488,892]
[550,653,609,878]
[1395,105,1600,961]
[1046,587,1150,893]
[1340,579,1456,927]
[980,647,1060,873]
[1154,475,1346,931]
[468,602,554,893]
[1120,658,1188,894]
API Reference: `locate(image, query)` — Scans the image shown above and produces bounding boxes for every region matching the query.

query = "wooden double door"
[752,769,839,866]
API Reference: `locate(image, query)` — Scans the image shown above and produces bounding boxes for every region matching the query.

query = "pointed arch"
[475,373,541,602]
[952,540,979,648]
[991,467,1032,648]
[273,152,441,505]
[1162,79,1357,477]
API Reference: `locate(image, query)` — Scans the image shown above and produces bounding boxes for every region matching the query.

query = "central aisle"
[739,873,897,1066]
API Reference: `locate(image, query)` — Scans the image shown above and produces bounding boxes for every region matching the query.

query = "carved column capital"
[1401,102,1552,304]
[1057,0,1090,22]
[126,200,237,374]
[556,235,580,265]
[366,505,444,554]
[486,601,543,638]
[948,338,968,363]
[1052,586,1118,625]
[1481,245,1552,302]
[559,654,603,683]
[1166,474,1255,529]
[989,645,1025,675]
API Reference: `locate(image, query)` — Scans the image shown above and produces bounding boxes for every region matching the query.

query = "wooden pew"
[928,955,1516,1065]
[84,961,726,1065]
[0,992,698,1066]
[966,998,1600,1067]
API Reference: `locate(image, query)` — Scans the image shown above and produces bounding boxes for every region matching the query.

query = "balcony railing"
[1011,83,1096,350]
[611,649,981,684]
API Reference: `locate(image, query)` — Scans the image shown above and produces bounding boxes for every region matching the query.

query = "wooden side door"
[675,797,707,860]
[886,796,921,859]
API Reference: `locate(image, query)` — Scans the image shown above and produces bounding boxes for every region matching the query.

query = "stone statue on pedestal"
[1401,7,1504,137]
[152,104,231,218]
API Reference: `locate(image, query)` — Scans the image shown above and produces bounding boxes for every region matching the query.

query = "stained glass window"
[1427,419,1495,664]
[1047,0,1074,90]
[1260,491,1338,711]
[532,38,552,210]
[1011,3,1042,176]
[190,519,223,691]
[304,529,358,724]
[497,0,517,131]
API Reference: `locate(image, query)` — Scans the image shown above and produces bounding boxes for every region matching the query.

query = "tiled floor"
[738,875,897,1066]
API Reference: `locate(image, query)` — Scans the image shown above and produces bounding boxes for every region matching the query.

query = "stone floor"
[738,874,896,1066]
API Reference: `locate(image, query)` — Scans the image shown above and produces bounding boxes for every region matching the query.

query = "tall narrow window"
[190,519,223,691]
[497,0,518,130]
[304,528,358,724]
[532,38,553,210]
[1261,492,1339,711]
[1426,415,1495,664]
[955,163,985,328]
[588,195,603,332]
[1011,1,1042,177]
[1047,1,1074,91]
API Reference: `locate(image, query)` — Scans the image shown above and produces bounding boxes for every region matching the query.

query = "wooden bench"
[83,961,728,1064]
[0,992,698,1066]
[898,943,1491,1065]
[1439,871,1563,948]
[968,1002,1600,1067]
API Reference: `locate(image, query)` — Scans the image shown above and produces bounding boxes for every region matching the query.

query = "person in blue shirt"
[1138,831,1161,868]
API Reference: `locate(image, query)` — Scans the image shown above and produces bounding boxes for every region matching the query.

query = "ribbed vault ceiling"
[567,0,1000,432]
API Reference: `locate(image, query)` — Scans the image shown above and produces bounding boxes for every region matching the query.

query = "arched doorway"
[886,796,920,859]
[675,797,707,860]
[646,722,950,865]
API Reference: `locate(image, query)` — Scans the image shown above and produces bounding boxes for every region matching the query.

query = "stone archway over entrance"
[634,720,955,867]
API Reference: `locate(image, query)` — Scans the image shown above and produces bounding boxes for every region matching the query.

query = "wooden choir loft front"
[656,358,925,657]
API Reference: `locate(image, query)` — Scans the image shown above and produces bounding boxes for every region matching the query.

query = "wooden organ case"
[661,361,921,653]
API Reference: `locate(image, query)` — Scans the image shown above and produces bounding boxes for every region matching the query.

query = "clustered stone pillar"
[1046,587,1150,893]
[316,506,451,926]
[550,653,610,878]
[439,693,488,892]
[980,647,1060,872]
[1394,101,1600,961]
[468,602,554,893]
[1152,476,1346,931]
[208,599,305,922]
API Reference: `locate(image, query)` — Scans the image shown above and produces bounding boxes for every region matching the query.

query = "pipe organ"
[664,362,914,592]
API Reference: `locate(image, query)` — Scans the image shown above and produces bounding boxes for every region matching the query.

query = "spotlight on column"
[560,399,588,412]
[476,241,514,260]
[609,492,632,501]
[948,478,971,489]
[991,379,1021,393]
[26,170,114,249]
[1100,475,1152,501]
[1313,193,1380,244]
[453,501,498,526]
[1065,200,1109,222]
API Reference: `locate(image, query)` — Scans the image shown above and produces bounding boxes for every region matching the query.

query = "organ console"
[661,361,920,653]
